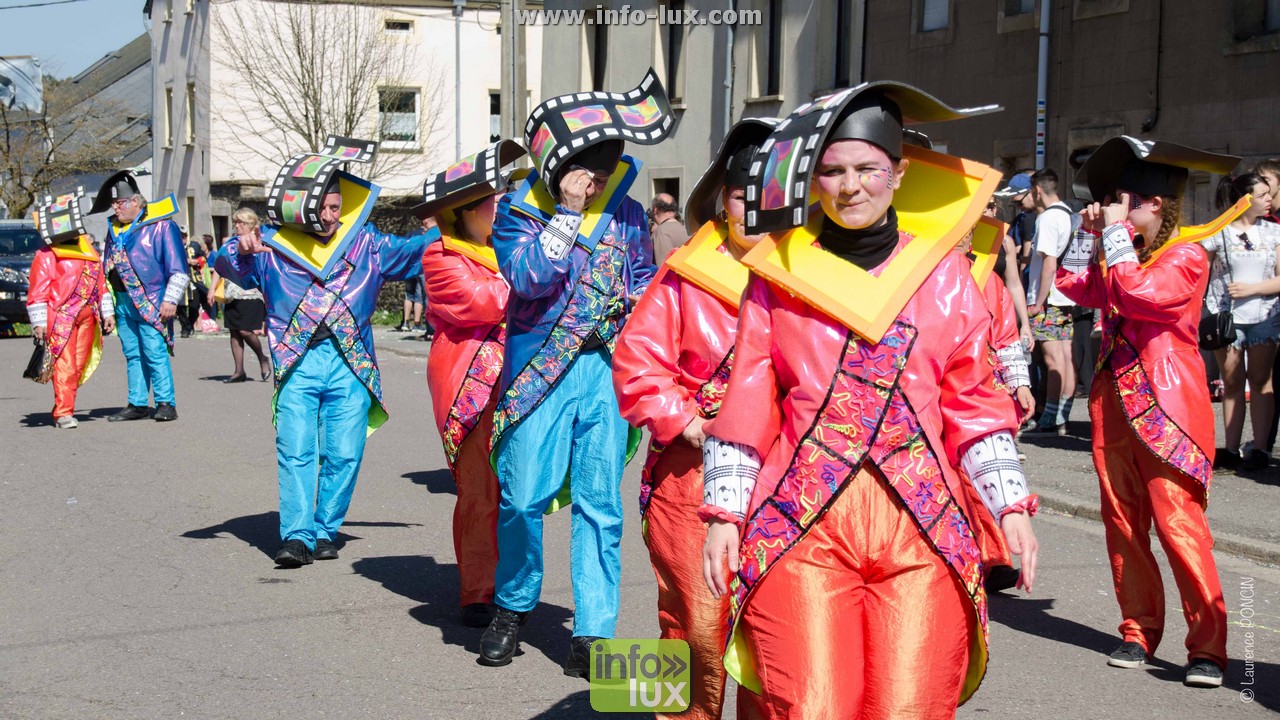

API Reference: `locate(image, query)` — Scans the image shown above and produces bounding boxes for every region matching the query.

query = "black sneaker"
[478,606,528,667]
[153,403,177,422]
[460,602,494,628]
[1214,449,1241,472]
[274,539,313,568]
[108,405,151,422]
[1107,641,1147,668]
[1184,659,1224,688]
[564,636,602,679]
[1241,448,1270,472]
[313,539,339,560]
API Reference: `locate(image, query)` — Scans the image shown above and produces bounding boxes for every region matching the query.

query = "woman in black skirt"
[209,208,271,383]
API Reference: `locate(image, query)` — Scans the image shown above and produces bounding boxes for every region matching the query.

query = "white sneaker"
[55,416,79,429]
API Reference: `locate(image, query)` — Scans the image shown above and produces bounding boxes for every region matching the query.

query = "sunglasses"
[1239,231,1255,252]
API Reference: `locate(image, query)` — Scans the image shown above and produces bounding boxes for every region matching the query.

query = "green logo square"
[589,639,691,712]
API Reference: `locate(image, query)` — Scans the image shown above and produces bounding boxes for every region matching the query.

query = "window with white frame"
[379,88,419,148]
[489,91,501,143]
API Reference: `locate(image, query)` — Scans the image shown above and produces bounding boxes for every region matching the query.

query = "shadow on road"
[525,690,651,719]
[403,469,456,495]
[352,553,577,668]
[20,406,123,427]
[181,513,418,559]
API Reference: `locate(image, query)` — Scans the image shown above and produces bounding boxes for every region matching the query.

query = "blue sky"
[1,0,147,79]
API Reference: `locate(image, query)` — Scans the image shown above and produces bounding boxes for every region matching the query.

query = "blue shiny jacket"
[492,193,655,389]
[105,216,187,306]
[213,223,431,379]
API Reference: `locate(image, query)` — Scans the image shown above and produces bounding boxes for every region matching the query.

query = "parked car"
[0,219,40,325]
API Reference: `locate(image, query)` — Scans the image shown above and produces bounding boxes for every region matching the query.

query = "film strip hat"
[685,117,779,229]
[36,188,87,245]
[743,81,1000,233]
[1074,136,1240,203]
[412,140,527,220]
[524,68,678,186]
[265,135,378,234]
[88,170,140,215]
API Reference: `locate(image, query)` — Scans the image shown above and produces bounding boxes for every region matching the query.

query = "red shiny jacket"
[1055,241,1215,459]
[423,240,509,436]
[612,265,738,444]
[27,247,107,318]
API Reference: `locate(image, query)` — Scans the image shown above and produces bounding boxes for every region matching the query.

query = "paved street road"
[2,333,1278,719]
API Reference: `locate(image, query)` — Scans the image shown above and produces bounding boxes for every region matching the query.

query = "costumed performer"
[478,69,674,676]
[698,82,1040,718]
[213,136,435,568]
[1056,135,1242,688]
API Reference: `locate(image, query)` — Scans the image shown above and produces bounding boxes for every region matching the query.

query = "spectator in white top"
[1201,172,1280,472]
[1024,168,1078,435]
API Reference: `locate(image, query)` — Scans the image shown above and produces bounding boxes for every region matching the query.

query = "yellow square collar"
[663,220,749,308]
[740,145,1003,342]
[1143,195,1250,267]
[49,234,100,261]
[266,175,376,278]
[969,216,1007,290]
[439,217,499,273]
[510,156,640,248]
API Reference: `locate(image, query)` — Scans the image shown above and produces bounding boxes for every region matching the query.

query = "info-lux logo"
[589,639,691,712]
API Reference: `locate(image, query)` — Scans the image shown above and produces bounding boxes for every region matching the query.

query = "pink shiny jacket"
[984,273,1020,351]
[612,265,738,444]
[423,240,509,436]
[1055,242,1216,457]
[27,248,107,316]
[706,238,1018,517]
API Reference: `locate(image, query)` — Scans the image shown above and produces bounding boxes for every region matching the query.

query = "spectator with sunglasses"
[1201,172,1280,472]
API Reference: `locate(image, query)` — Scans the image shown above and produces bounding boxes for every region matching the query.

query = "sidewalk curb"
[1037,489,1280,567]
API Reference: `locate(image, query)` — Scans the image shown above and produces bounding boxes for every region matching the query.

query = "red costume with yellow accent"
[699,83,1034,719]
[415,140,524,615]
[26,193,112,425]
[613,224,740,719]
[1056,135,1239,679]
[424,234,507,608]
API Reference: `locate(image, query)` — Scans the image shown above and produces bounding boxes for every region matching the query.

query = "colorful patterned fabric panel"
[107,241,172,352]
[37,263,100,383]
[490,234,628,456]
[442,324,506,468]
[639,348,735,518]
[726,322,988,650]
[274,258,384,419]
[1104,327,1213,496]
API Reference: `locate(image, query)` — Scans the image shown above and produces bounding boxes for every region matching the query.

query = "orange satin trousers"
[644,440,730,720]
[1090,374,1227,667]
[52,306,97,420]
[738,465,973,720]
[452,409,500,606]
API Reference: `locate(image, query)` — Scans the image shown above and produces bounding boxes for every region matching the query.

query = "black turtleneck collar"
[819,207,900,271]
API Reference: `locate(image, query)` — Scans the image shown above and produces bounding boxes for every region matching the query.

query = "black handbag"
[1198,229,1236,351]
[22,337,45,380]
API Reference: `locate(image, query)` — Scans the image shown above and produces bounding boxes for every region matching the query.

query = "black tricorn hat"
[412,140,527,220]
[744,81,1001,232]
[1073,136,1241,202]
[89,170,140,215]
[685,117,779,230]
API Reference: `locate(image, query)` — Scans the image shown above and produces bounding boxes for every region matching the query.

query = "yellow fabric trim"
[79,324,103,386]
[440,218,500,273]
[136,194,181,227]
[1144,195,1251,267]
[49,235,100,261]
[969,216,1006,290]
[268,176,374,276]
[742,145,1003,343]
[723,627,760,694]
[514,156,639,244]
[665,221,750,308]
